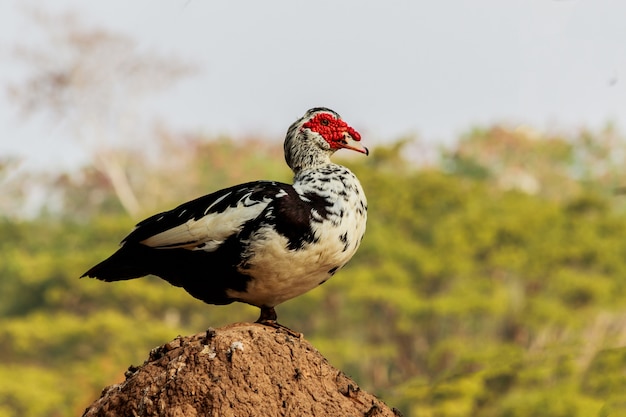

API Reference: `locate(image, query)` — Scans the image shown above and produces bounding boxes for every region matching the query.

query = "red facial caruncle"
[302,113,368,155]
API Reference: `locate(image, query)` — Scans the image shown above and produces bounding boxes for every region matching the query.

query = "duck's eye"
[320,118,330,126]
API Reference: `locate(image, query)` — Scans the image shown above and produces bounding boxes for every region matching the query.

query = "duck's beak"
[340,131,369,155]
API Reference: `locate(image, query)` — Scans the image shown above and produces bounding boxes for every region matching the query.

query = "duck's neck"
[287,146,334,175]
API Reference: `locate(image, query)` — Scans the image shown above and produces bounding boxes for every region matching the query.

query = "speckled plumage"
[82,107,368,325]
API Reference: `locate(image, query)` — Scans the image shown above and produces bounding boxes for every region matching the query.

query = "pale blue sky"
[1,0,625,170]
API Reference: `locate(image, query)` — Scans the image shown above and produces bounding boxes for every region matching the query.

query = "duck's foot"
[255,306,302,338]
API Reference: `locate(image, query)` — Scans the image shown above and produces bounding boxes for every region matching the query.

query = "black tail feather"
[81,242,247,306]
[81,244,152,282]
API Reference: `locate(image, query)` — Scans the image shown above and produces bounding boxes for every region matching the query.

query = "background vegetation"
[3,11,626,417]
[3,126,626,417]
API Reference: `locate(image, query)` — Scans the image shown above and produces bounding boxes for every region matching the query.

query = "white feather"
[140,199,269,251]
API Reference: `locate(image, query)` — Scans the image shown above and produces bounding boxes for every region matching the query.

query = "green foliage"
[3,128,626,416]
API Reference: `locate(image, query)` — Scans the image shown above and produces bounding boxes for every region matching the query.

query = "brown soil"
[82,323,403,417]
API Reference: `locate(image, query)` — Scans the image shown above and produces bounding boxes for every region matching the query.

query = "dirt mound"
[82,323,402,417]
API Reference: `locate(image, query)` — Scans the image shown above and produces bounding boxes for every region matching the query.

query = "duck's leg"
[255,306,302,338]
[256,306,278,323]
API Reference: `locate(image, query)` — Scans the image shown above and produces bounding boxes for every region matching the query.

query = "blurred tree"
[2,136,626,416]
[8,9,198,217]
[442,124,626,201]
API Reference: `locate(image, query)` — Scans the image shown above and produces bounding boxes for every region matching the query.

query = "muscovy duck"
[82,107,368,327]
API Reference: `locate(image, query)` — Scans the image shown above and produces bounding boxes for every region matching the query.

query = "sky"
[1,0,625,171]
